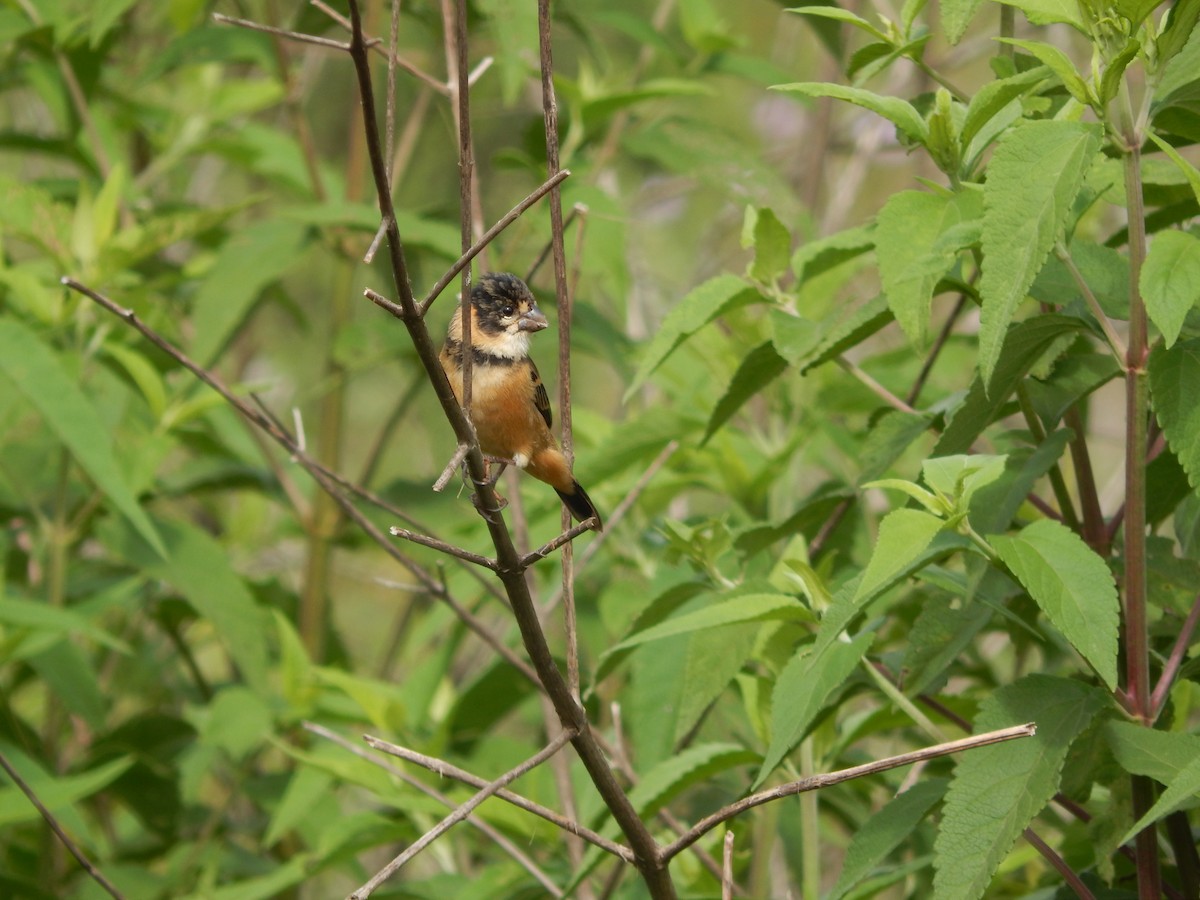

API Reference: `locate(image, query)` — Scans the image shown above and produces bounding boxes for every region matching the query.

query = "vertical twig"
[722,830,735,900]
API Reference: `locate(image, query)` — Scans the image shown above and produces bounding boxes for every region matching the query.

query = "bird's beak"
[518,304,549,332]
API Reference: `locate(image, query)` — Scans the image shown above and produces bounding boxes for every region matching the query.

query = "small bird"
[439,272,601,529]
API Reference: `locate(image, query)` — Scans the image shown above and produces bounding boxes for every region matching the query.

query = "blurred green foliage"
[1,0,1198,898]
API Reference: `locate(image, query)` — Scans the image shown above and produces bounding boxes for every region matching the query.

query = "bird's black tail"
[556,481,602,530]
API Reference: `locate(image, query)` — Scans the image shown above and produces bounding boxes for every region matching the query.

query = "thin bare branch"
[303,723,564,896]
[390,526,497,569]
[433,442,472,492]
[1152,592,1200,719]
[350,729,577,898]
[835,356,918,414]
[310,0,448,93]
[418,169,572,317]
[213,12,354,51]
[519,520,598,568]
[0,750,126,900]
[662,724,1037,862]
[525,203,585,284]
[361,733,635,863]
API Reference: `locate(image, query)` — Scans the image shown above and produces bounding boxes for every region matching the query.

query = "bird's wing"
[530,360,553,430]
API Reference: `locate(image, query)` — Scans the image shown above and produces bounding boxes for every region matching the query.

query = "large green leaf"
[1105,720,1200,783]
[1120,753,1200,845]
[978,121,1102,383]
[756,630,874,785]
[854,508,946,603]
[0,320,165,557]
[995,0,1086,29]
[1141,229,1200,347]
[628,743,759,818]
[829,779,948,900]
[935,315,1086,455]
[933,675,1107,900]
[606,592,813,654]
[0,750,134,828]
[1148,338,1200,490]
[625,274,761,399]
[770,83,928,145]
[702,340,788,444]
[190,218,310,365]
[100,517,272,693]
[991,519,1120,689]
[876,189,981,349]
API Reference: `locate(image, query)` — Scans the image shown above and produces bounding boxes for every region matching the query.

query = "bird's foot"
[471,489,508,523]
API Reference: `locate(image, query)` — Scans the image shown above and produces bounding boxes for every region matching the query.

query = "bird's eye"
[501,304,515,318]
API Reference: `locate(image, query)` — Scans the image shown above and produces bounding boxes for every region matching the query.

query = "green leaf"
[264,762,335,848]
[1149,339,1200,490]
[961,66,1051,156]
[942,0,989,42]
[770,83,928,145]
[1147,132,1200,207]
[854,509,947,602]
[995,0,1087,29]
[1155,0,1200,71]
[935,315,1087,455]
[0,595,131,654]
[990,519,1120,689]
[979,121,1103,383]
[629,743,759,818]
[800,294,894,373]
[749,207,792,283]
[606,593,813,654]
[197,686,274,761]
[1120,753,1200,845]
[29,640,107,729]
[190,218,310,365]
[756,630,874,785]
[625,274,761,399]
[1104,720,1200,783]
[997,39,1090,104]
[792,223,875,283]
[100,517,272,693]
[673,622,761,746]
[933,675,1107,900]
[858,409,935,484]
[702,341,788,444]
[829,779,948,900]
[876,189,981,348]
[0,751,135,828]
[922,454,1009,511]
[787,5,890,42]
[0,320,165,557]
[1141,229,1200,347]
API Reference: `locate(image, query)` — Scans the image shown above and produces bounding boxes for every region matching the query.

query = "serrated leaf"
[100,517,272,693]
[991,519,1119,688]
[0,320,165,557]
[629,743,759,817]
[935,315,1086,455]
[800,294,894,373]
[933,675,1107,900]
[830,779,948,900]
[756,630,874,785]
[876,190,980,349]
[191,218,310,366]
[961,66,1051,153]
[750,207,792,282]
[1155,0,1200,71]
[855,509,947,602]
[787,5,890,41]
[1120,753,1200,845]
[997,39,1090,103]
[995,0,1087,29]
[1141,229,1200,347]
[1148,338,1200,490]
[770,83,928,144]
[625,274,760,399]
[702,341,788,444]
[1105,720,1200,784]
[923,454,1009,512]
[942,0,989,42]
[979,121,1102,384]
[1147,132,1200,207]
[865,479,948,515]
[606,593,813,654]
[673,623,760,746]
[792,224,875,283]
[858,410,935,484]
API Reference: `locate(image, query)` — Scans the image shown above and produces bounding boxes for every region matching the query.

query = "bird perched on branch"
[439,272,601,530]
